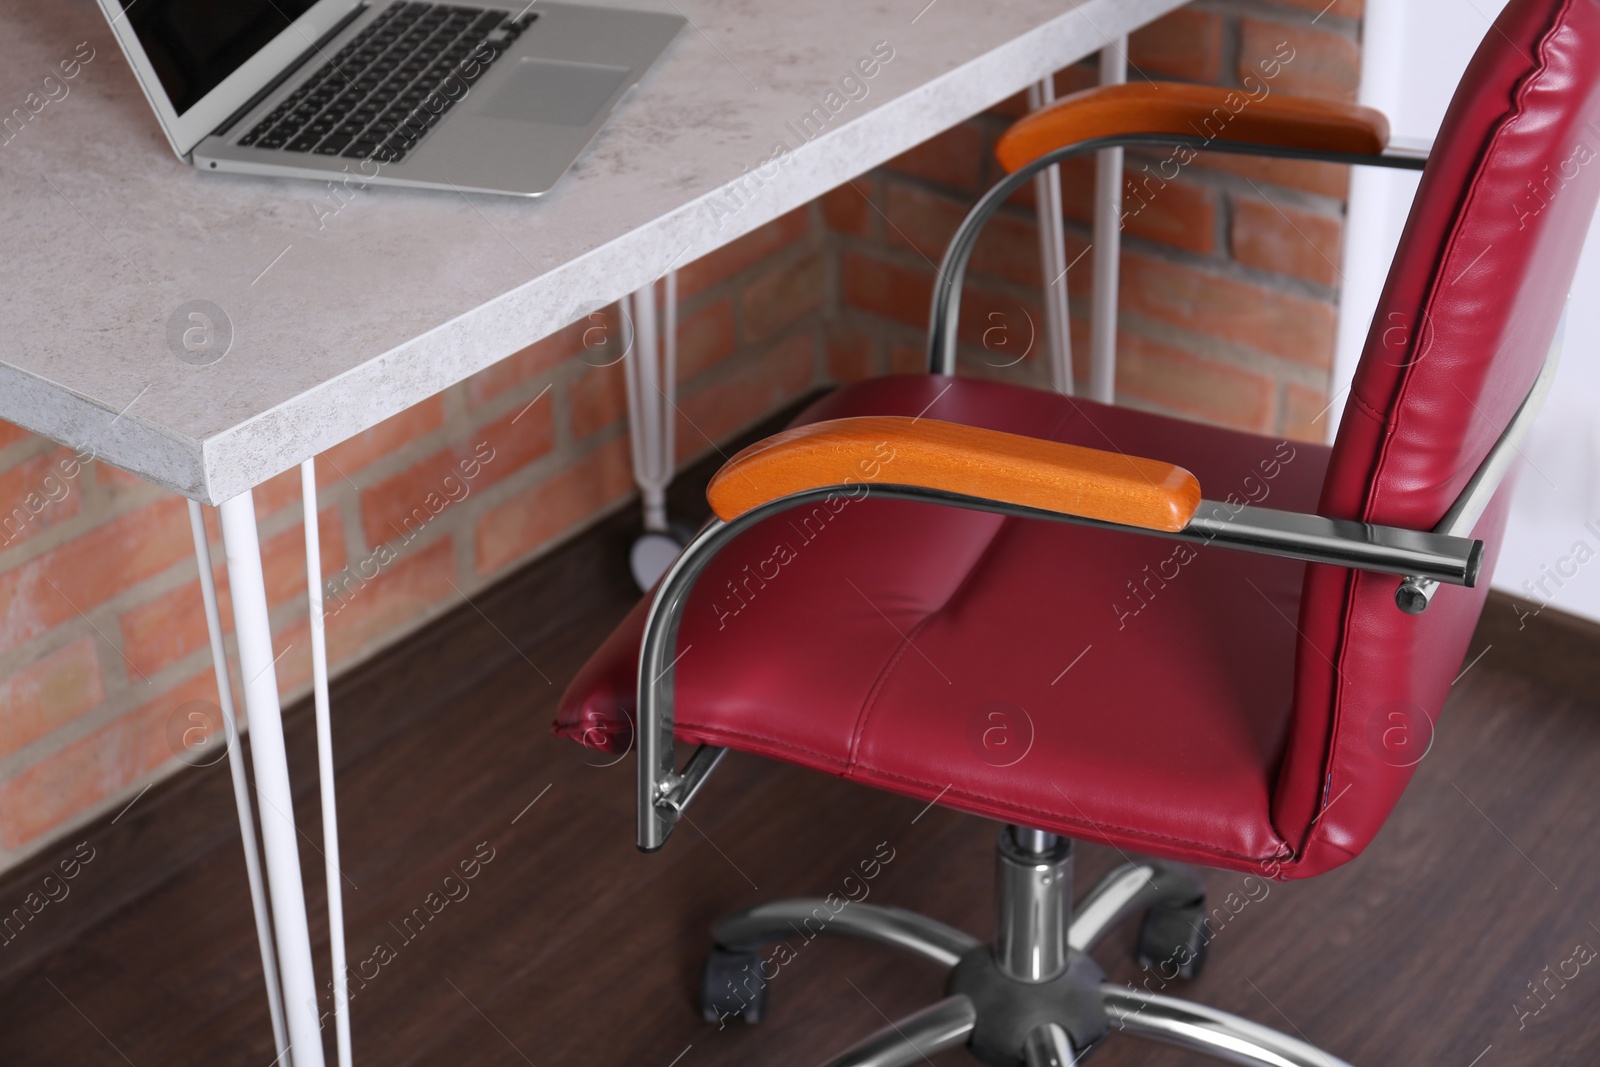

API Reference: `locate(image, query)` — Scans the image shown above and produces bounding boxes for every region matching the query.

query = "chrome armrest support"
[635,479,1479,850]
[920,121,1552,618]
[927,136,1426,376]
[1394,332,1563,613]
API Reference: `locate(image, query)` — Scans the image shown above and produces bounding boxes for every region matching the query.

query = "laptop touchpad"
[472,58,632,126]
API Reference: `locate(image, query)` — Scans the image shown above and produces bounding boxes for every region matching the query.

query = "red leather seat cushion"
[556,376,1328,872]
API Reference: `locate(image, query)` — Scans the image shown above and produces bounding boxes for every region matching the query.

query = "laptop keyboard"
[237,2,533,164]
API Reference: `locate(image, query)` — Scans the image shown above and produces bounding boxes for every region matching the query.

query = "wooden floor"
[3,442,1600,1065]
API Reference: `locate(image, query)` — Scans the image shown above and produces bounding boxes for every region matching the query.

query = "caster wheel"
[1137,899,1210,979]
[630,521,695,590]
[700,945,767,1025]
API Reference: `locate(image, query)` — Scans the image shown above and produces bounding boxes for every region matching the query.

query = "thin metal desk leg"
[1089,40,1127,404]
[623,270,682,589]
[219,489,327,1067]
[187,500,290,1064]
[302,461,352,1067]
[1028,77,1075,396]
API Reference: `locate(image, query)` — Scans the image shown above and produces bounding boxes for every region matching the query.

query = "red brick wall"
[0,0,1362,871]
[829,0,1363,438]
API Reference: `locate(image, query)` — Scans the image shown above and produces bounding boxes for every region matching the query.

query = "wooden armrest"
[706,416,1201,532]
[995,82,1390,174]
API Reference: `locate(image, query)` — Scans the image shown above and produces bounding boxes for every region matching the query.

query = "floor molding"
[1467,590,1600,702]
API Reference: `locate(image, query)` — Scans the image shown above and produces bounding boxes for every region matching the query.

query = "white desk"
[0,0,1185,1062]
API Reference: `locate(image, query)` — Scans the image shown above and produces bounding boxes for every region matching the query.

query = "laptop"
[97,0,685,196]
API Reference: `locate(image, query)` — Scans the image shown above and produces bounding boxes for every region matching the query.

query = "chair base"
[702,826,1353,1067]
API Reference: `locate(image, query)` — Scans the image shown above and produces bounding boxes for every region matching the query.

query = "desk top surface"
[0,0,1180,503]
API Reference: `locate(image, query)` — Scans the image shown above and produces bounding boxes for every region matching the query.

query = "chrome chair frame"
[623,129,1556,1066]
[636,482,1487,850]
[707,827,1355,1067]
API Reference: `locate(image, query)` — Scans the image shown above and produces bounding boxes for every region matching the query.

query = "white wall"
[1334,0,1600,623]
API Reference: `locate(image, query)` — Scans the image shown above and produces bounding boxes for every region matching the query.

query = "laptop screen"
[117,0,322,116]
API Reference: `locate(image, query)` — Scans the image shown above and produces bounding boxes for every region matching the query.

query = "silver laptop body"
[97,0,684,197]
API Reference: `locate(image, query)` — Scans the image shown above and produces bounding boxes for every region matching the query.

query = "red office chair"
[556,1,1600,1062]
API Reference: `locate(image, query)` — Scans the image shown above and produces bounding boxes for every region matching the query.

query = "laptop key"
[247,1,516,161]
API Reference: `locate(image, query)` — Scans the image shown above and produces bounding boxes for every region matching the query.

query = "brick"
[1272,0,1362,20]
[566,303,628,367]
[1114,164,1219,256]
[1006,153,1063,212]
[826,329,875,383]
[1194,152,1350,200]
[0,420,31,452]
[1284,382,1337,442]
[989,88,1030,121]
[0,497,191,656]
[270,616,315,696]
[120,580,210,680]
[883,121,989,194]
[0,637,105,762]
[981,214,1069,290]
[466,320,589,407]
[1042,152,1219,256]
[740,252,826,341]
[320,537,457,663]
[1231,195,1345,286]
[359,404,554,548]
[281,535,460,688]
[1115,332,1276,432]
[0,670,216,849]
[675,332,816,463]
[319,395,447,484]
[887,341,927,376]
[1067,313,1092,384]
[841,252,933,330]
[1120,252,1336,366]
[842,253,1042,354]
[1239,19,1360,103]
[882,182,1047,287]
[251,466,306,519]
[821,181,873,236]
[676,299,737,381]
[987,63,1098,120]
[118,505,343,678]
[475,436,635,576]
[261,506,347,610]
[567,298,737,440]
[93,460,148,493]
[678,208,809,300]
[1130,9,1224,82]
[958,284,1045,363]
[568,362,627,440]
[881,181,968,263]
[0,447,88,552]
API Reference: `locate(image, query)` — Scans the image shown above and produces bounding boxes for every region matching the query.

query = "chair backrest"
[1275,0,1600,876]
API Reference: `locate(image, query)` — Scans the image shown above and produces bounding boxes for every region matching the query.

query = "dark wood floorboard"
[2,409,1598,1064]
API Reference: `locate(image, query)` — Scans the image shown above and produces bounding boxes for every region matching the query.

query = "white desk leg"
[187,500,291,1064]
[623,271,683,589]
[301,461,351,1067]
[1028,77,1075,397]
[219,489,327,1067]
[1089,40,1127,404]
